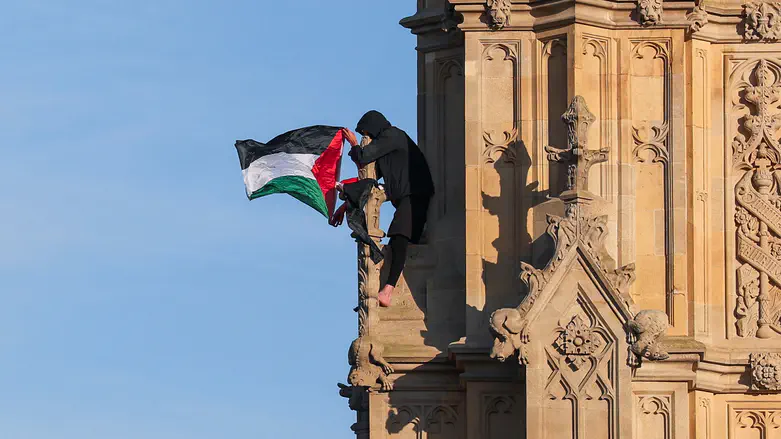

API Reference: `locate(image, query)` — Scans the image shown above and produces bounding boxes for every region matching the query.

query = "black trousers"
[386,195,430,287]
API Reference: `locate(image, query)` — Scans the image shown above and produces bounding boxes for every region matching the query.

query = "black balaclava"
[355,110,391,138]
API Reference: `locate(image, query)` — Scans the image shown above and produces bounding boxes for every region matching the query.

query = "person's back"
[352,111,434,202]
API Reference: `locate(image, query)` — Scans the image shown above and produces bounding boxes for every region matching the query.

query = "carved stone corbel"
[626,310,670,368]
[486,0,512,30]
[338,383,370,438]
[637,0,663,26]
[687,4,709,33]
[441,1,462,33]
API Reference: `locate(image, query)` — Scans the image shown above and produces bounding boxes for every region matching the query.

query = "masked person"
[330,111,434,307]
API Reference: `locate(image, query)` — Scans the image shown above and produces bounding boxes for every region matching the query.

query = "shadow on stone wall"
[479,142,551,342]
[382,143,543,436]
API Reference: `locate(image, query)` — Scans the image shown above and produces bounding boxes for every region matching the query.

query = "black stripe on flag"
[235,125,342,171]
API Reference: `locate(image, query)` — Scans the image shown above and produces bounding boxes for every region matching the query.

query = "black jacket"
[349,111,434,202]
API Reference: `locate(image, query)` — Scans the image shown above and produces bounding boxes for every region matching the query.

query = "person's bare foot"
[378,284,394,307]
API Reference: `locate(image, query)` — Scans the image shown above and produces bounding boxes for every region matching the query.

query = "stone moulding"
[750,352,781,391]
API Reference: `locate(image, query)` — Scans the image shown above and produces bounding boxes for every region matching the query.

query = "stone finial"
[743,1,781,41]
[545,96,609,194]
[487,0,512,29]
[638,0,663,26]
[750,353,781,391]
[626,310,670,368]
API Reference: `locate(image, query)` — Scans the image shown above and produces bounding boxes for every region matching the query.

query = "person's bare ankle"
[378,285,394,307]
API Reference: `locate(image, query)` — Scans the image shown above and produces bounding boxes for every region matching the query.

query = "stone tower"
[340,0,781,437]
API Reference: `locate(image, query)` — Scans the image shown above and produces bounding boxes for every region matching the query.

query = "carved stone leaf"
[687,4,709,33]
[633,122,670,164]
[732,59,781,339]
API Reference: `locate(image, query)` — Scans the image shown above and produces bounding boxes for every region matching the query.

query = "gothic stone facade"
[340,1,781,438]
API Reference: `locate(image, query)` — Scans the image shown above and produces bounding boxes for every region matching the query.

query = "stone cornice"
[401,6,465,51]
[399,0,765,43]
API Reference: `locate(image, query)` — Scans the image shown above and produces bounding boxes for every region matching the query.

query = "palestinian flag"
[235,125,345,218]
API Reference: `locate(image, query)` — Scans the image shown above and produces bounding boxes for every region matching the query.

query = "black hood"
[355,110,391,138]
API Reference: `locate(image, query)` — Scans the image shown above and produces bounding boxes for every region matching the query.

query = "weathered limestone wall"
[340,0,781,437]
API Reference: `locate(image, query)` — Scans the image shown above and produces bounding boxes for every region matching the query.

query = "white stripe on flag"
[242,152,319,195]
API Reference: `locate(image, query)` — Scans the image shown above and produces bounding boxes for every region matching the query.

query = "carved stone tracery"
[732,59,781,339]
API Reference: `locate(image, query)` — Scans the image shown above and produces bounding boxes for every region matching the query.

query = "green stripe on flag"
[249,175,328,218]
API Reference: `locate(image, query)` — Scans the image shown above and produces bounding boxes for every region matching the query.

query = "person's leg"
[386,235,409,286]
[379,235,408,307]
[380,197,412,307]
[409,195,431,244]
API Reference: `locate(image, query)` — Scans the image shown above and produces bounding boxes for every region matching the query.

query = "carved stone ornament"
[626,309,670,367]
[486,0,512,30]
[441,1,462,33]
[338,383,370,435]
[732,59,781,339]
[743,1,781,41]
[554,314,604,370]
[344,155,394,393]
[489,96,635,366]
[687,4,709,33]
[545,96,609,193]
[637,0,663,26]
[750,352,781,391]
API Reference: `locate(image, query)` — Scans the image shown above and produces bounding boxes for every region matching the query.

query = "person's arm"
[348,133,401,166]
[329,201,348,227]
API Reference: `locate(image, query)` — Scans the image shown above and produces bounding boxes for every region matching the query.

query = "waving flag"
[235,126,344,218]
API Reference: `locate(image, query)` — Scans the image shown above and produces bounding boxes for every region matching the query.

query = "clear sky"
[0,1,417,437]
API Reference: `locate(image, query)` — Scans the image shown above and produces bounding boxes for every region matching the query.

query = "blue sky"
[0,1,417,437]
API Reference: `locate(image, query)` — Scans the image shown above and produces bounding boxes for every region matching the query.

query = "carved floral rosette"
[750,352,781,391]
[732,59,781,339]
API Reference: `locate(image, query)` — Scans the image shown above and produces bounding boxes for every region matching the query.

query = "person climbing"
[330,110,434,307]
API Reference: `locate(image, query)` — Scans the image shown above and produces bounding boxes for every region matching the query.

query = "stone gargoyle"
[626,309,670,367]
[489,262,546,365]
[347,332,394,391]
